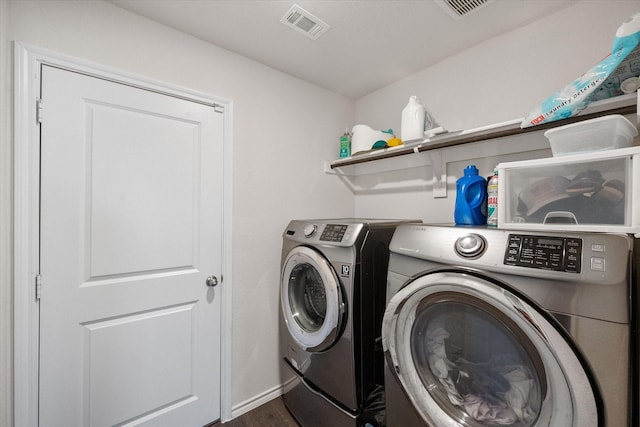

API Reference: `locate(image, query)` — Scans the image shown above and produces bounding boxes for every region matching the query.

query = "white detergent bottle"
[401,96,426,142]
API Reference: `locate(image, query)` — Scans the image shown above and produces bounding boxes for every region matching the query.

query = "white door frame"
[13,42,234,426]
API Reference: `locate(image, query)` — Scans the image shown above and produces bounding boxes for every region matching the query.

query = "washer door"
[382,270,599,427]
[281,246,346,352]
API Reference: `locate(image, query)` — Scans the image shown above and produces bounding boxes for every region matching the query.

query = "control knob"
[303,224,317,237]
[455,234,486,258]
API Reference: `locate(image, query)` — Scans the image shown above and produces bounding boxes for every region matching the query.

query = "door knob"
[206,275,218,287]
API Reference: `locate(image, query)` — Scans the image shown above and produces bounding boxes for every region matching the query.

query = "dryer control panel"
[504,234,582,273]
[284,221,364,247]
[319,224,349,242]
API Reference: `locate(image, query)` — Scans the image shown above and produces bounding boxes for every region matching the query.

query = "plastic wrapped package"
[521,13,640,128]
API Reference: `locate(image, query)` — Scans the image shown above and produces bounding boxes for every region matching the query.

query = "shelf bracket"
[324,161,360,192]
[426,151,447,198]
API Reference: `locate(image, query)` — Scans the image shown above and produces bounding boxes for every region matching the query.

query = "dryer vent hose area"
[361,385,386,427]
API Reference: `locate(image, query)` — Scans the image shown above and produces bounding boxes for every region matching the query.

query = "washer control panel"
[319,224,350,242]
[504,234,582,273]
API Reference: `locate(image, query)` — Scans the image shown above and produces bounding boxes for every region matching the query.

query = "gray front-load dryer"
[280,219,416,427]
[382,224,638,427]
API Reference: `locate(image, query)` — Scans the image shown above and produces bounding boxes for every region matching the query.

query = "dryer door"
[382,269,599,427]
[281,246,346,352]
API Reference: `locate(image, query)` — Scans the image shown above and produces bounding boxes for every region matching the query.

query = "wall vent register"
[504,234,582,273]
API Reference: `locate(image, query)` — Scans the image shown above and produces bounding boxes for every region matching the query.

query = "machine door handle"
[206,275,219,287]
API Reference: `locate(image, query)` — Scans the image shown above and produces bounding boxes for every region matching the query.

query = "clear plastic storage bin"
[497,146,640,232]
[543,114,637,157]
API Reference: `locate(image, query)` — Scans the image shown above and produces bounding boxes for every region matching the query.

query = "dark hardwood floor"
[208,396,299,426]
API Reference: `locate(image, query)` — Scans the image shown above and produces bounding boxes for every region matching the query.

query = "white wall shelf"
[326,93,638,195]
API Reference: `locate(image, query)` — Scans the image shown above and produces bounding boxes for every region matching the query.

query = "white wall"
[353,1,640,222]
[0,0,354,424]
[0,1,12,425]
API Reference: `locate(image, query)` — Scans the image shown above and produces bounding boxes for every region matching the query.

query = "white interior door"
[38,64,223,426]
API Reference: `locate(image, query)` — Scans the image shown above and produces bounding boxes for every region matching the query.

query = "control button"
[508,236,521,247]
[566,239,581,247]
[565,263,579,273]
[534,259,546,267]
[566,258,581,273]
[591,243,605,253]
[590,257,605,272]
[455,234,486,258]
[303,224,317,237]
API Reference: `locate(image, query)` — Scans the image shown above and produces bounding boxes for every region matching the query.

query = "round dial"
[455,234,486,258]
[303,224,317,237]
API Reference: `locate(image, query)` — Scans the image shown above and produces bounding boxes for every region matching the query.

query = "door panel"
[89,103,198,277]
[84,303,195,426]
[39,65,223,426]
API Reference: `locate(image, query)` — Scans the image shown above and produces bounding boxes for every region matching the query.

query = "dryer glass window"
[410,295,546,426]
[288,263,327,332]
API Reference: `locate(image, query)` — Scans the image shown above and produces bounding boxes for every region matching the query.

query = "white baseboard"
[230,383,286,419]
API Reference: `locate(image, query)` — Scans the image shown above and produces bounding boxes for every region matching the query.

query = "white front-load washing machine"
[382,224,638,427]
[280,219,415,427]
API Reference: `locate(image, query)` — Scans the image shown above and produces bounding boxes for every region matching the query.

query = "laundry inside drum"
[410,298,545,426]
[289,263,327,331]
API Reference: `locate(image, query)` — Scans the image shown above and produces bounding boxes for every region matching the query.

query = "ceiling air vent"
[435,0,495,19]
[280,4,331,40]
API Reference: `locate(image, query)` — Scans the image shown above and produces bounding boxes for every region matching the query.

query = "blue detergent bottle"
[454,165,487,225]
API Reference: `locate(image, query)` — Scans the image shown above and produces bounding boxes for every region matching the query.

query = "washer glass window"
[288,262,327,332]
[410,294,545,426]
[281,246,344,351]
